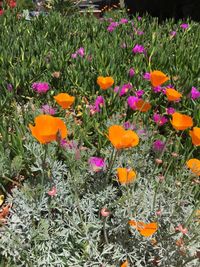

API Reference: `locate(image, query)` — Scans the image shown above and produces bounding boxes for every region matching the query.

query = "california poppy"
[97,76,114,90]
[117,168,136,184]
[0,204,11,223]
[170,112,193,131]
[150,70,169,87]
[29,114,67,144]
[129,220,158,237]
[135,99,151,112]
[189,127,200,146]
[54,93,75,109]
[121,260,128,267]
[108,125,139,149]
[165,88,182,101]
[186,158,200,176]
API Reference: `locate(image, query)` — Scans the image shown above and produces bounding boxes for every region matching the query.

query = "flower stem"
[106,148,118,184]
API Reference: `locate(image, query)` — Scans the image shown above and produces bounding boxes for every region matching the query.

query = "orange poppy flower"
[135,99,151,112]
[121,260,128,267]
[54,93,75,109]
[189,127,200,146]
[129,220,158,237]
[29,114,67,144]
[165,88,182,101]
[108,125,139,149]
[170,112,193,131]
[0,204,11,223]
[117,168,136,184]
[186,158,200,176]
[97,76,114,90]
[150,70,169,87]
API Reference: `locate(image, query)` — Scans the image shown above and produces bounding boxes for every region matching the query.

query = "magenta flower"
[123,121,131,130]
[153,140,165,152]
[71,53,77,59]
[107,26,115,32]
[119,18,128,24]
[132,44,145,54]
[77,47,85,57]
[153,86,162,93]
[127,96,139,110]
[137,16,142,21]
[166,107,175,115]
[41,104,56,115]
[153,113,168,126]
[94,96,105,112]
[135,90,144,98]
[190,87,200,100]
[129,68,135,77]
[7,84,13,92]
[136,30,144,35]
[170,31,177,37]
[110,22,119,27]
[143,72,150,80]
[32,82,49,94]
[180,23,189,29]
[89,157,106,172]
[119,83,132,96]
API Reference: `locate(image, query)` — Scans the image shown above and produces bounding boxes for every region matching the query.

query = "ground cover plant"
[0,7,200,267]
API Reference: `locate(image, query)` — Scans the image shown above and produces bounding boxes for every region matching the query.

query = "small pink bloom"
[77,47,85,57]
[127,96,139,110]
[7,84,13,92]
[71,53,77,59]
[176,224,188,235]
[41,104,56,115]
[132,44,145,54]
[100,207,110,217]
[94,96,105,112]
[32,82,49,94]
[135,90,144,98]
[155,159,163,164]
[166,107,175,115]
[153,140,165,152]
[180,23,189,29]
[129,68,135,77]
[153,86,162,93]
[107,26,115,32]
[89,157,106,172]
[170,31,177,37]
[190,87,200,100]
[119,18,128,24]
[114,86,120,93]
[153,113,168,126]
[156,210,162,215]
[119,83,132,96]
[48,186,57,196]
[143,72,150,80]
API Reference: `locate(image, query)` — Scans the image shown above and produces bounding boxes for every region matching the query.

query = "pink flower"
[119,18,128,24]
[143,72,150,80]
[137,16,142,21]
[153,140,165,152]
[166,107,175,115]
[170,31,177,37]
[153,113,168,126]
[7,84,13,92]
[190,87,200,100]
[48,186,57,196]
[119,83,132,96]
[113,86,120,93]
[77,47,85,57]
[153,86,162,93]
[180,23,189,29]
[129,68,135,77]
[94,96,105,112]
[89,157,106,172]
[135,90,144,98]
[127,96,139,110]
[41,104,56,115]
[60,139,78,150]
[132,44,145,54]
[107,26,115,32]
[176,224,188,235]
[32,82,49,94]
[71,53,77,59]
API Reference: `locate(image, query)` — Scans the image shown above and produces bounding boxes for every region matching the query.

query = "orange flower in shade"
[121,260,129,267]
[189,127,200,146]
[150,70,169,87]
[186,158,200,176]
[54,93,75,109]
[165,88,182,101]
[97,76,114,90]
[29,114,67,144]
[170,112,193,131]
[129,220,158,237]
[108,125,139,149]
[117,168,136,184]
[0,204,11,223]
[135,99,151,112]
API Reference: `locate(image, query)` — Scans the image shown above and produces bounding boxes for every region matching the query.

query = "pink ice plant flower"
[143,72,150,80]
[166,107,175,115]
[153,113,168,126]
[32,82,49,94]
[129,68,135,77]
[190,87,200,100]
[119,83,132,96]
[41,104,56,115]
[77,47,85,57]
[89,157,106,172]
[119,18,128,24]
[94,96,105,112]
[180,23,189,29]
[132,44,145,54]
[170,31,177,37]
[153,86,162,93]
[127,96,139,110]
[135,90,144,98]
[47,186,57,197]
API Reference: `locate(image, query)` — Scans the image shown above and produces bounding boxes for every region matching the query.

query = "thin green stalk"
[106,148,118,184]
